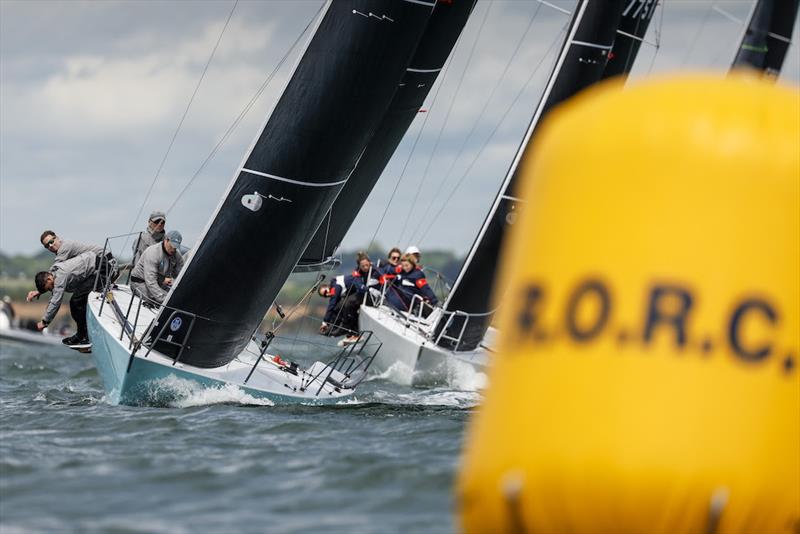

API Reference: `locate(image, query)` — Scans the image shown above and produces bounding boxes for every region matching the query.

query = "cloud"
[1,0,798,257]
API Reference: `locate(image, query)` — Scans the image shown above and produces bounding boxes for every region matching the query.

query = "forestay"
[153,0,433,368]
[297,0,478,270]
[731,0,799,76]
[435,0,649,352]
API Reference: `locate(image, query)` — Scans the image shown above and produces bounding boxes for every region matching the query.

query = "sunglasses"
[151,218,166,225]
[43,237,56,250]
[390,255,400,260]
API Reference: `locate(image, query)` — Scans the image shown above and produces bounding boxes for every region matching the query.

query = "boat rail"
[368,276,494,353]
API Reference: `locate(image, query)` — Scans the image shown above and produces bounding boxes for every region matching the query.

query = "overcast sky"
[1,0,798,258]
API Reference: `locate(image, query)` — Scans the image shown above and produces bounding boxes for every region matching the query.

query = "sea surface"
[0,335,482,533]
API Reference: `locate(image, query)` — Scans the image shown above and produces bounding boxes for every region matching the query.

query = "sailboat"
[731,0,799,76]
[359,0,660,386]
[85,0,440,406]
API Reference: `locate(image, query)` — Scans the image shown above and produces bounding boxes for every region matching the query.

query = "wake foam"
[369,361,414,386]
[444,360,488,392]
[141,375,274,408]
[371,388,481,409]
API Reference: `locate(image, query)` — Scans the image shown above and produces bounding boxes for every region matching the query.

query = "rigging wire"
[416,19,569,245]
[645,0,666,75]
[166,2,324,214]
[123,0,238,252]
[408,0,547,243]
[709,4,747,66]
[364,68,448,254]
[680,0,718,67]
[363,3,488,254]
[396,1,495,246]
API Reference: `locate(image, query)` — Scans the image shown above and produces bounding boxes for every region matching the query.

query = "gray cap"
[149,210,166,222]
[165,230,182,248]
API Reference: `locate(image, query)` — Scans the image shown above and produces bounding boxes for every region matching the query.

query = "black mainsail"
[731,0,799,76]
[434,0,631,352]
[153,0,433,368]
[296,0,477,270]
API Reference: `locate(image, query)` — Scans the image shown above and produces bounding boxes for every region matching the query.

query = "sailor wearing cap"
[404,245,422,267]
[132,210,167,265]
[129,230,185,305]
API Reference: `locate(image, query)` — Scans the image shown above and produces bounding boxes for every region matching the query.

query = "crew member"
[379,248,402,275]
[130,230,184,305]
[349,252,380,293]
[318,275,347,335]
[33,250,112,349]
[385,253,437,315]
[132,210,166,265]
[26,231,104,302]
[404,245,422,267]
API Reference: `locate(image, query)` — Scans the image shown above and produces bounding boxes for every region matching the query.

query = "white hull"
[87,287,366,406]
[358,305,489,388]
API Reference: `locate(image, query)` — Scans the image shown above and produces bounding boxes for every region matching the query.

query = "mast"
[296,0,477,270]
[152,0,433,368]
[731,0,799,77]
[434,0,630,352]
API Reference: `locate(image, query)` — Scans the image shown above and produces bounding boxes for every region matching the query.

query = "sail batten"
[240,169,349,188]
[731,0,799,76]
[153,0,434,368]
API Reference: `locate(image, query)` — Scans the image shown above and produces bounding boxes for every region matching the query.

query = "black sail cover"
[434,0,628,352]
[600,0,658,80]
[731,0,799,76]
[153,0,433,368]
[297,0,477,269]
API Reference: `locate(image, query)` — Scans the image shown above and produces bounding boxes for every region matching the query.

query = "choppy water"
[0,337,480,533]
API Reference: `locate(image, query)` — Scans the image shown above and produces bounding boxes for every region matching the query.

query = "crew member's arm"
[144,258,168,303]
[39,276,67,329]
[416,276,438,306]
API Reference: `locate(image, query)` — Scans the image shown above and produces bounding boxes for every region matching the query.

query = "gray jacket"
[50,240,103,272]
[43,251,97,323]
[132,228,165,266]
[130,243,184,304]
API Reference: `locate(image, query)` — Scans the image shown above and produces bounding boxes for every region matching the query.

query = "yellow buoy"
[458,73,800,534]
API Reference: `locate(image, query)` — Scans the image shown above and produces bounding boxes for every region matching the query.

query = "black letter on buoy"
[728,299,777,362]
[517,285,543,339]
[643,285,693,348]
[565,279,611,342]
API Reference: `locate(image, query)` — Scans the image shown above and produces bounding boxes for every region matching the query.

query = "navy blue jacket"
[386,267,438,311]
[323,275,345,323]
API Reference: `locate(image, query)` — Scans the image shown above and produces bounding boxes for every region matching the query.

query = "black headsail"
[296,0,477,270]
[434,0,630,352]
[731,0,799,77]
[153,0,433,368]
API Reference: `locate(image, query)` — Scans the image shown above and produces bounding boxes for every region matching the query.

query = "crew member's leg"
[340,293,361,333]
[69,292,89,339]
[69,290,90,340]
